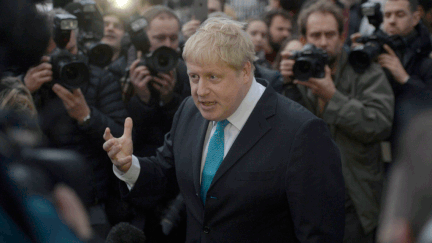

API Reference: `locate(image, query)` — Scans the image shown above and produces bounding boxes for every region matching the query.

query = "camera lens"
[64,65,79,80]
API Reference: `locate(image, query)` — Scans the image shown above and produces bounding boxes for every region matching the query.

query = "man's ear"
[299,36,307,45]
[242,61,252,83]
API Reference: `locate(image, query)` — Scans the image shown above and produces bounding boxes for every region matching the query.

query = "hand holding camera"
[294,65,336,103]
[279,50,296,84]
[24,56,53,93]
[130,58,152,103]
[52,83,91,124]
[377,44,409,84]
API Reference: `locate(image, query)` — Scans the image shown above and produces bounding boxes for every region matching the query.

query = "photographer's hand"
[182,19,201,41]
[350,32,363,49]
[24,56,52,93]
[294,66,336,102]
[378,44,409,84]
[279,51,296,84]
[152,70,176,104]
[130,59,152,103]
[103,117,133,173]
[52,84,91,124]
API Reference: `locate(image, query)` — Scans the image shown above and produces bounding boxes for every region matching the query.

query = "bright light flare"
[110,0,133,9]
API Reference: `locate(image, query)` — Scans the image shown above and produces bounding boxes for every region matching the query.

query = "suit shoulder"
[275,93,319,124]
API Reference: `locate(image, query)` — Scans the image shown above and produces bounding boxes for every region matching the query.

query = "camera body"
[65,0,113,67]
[290,44,329,81]
[50,13,89,90]
[348,2,405,73]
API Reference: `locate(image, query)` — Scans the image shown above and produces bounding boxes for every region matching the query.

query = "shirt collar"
[219,77,265,130]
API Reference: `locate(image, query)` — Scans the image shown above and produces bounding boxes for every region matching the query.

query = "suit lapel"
[210,82,277,188]
[192,117,210,195]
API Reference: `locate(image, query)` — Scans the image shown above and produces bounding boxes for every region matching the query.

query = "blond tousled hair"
[182,17,256,73]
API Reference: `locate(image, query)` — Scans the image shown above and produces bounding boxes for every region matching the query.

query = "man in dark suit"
[103,17,345,242]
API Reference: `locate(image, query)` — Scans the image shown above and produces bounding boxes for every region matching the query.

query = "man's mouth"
[201,101,216,106]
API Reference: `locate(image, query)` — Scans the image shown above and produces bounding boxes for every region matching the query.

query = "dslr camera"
[65,0,113,67]
[127,14,179,76]
[349,2,405,73]
[50,13,90,90]
[290,44,329,81]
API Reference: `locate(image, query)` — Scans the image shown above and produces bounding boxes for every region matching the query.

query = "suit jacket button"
[203,226,210,234]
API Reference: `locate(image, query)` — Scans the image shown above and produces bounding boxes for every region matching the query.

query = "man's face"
[208,0,222,14]
[146,13,180,52]
[246,20,268,53]
[383,0,420,36]
[304,12,343,63]
[187,61,251,121]
[101,15,125,51]
[269,15,292,44]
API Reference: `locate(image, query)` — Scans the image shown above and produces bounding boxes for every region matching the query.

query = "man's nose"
[318,36,328,48]
[162,38,173,49]
[196,79,209,96]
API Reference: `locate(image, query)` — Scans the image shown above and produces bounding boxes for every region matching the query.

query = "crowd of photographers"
[1,0,432,242]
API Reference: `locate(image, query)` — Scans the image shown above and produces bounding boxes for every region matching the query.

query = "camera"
[126,14,179,75]
[290,44,329,81]
[65,0,113,67]
[139,46,179,76]
[349,2,405,73]
[50,13,90,90]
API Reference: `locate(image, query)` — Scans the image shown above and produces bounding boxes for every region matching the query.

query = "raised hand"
[52,84,91,123]
[24,56,52,93]
[103,118,134,173]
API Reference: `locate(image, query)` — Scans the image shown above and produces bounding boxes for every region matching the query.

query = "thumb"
[123,117,133,139]
[325,65,332,77]
[103,127,113,141]
[383,44,396,56]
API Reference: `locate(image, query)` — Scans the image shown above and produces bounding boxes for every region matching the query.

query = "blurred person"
[263,9,294,64]
[22,8,129,239]
[245,17,271,67]
[375,0,432,157]
[244,17,285,93]
[103,17,345,243]
[229,0,267,21]
[377,110,432,243]
[0,77,38,118]
[180,0,236,42]
[419,0,432,37]
[101,11,129,87]
[273,38,303,96]
[282,1,394,242]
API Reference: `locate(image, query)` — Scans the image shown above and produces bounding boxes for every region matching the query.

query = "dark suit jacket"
[122,79,345,242]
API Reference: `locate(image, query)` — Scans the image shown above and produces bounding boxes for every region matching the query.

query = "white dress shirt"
[114,78,265,189]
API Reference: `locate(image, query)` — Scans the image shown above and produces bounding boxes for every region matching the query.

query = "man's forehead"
[384,0,411,12]
[149,14,179,31]
[306,12,338,33]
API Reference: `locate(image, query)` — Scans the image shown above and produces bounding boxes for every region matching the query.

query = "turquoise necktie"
[201,119,230,205]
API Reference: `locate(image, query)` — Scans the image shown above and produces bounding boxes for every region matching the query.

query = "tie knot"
[217,119,229,130]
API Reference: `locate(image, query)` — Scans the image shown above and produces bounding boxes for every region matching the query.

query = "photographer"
[280,1,394,242]
[22,8,128,239]
[126,5,190,157]
[102,11,128,82]
[377,0,432,151]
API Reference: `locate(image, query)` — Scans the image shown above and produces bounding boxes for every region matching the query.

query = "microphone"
[105,222,146,243]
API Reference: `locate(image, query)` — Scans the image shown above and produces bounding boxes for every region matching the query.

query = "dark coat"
[121,79,345,242]
[389,23,432,150]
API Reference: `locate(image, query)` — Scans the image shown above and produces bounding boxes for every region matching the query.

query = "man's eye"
[210,75,217,80]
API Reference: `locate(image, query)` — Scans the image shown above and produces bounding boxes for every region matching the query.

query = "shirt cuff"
[113,155,141,190]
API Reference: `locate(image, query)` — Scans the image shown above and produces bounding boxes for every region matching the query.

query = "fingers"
[294,80,316,89]
[102,138,116,152]
[52,84,73,101]
[383,44,396,56]
[103,127,113,141]
[41,55,50,63]
[123,117,133,139]
[129,59,141,74]
[280,50,292,60]
[350,32,362,43]
[108,144,122,159]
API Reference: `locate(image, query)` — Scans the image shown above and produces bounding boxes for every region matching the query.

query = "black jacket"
[127,59,191,157]
[388,23,432,149]
[35,65,128,204]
